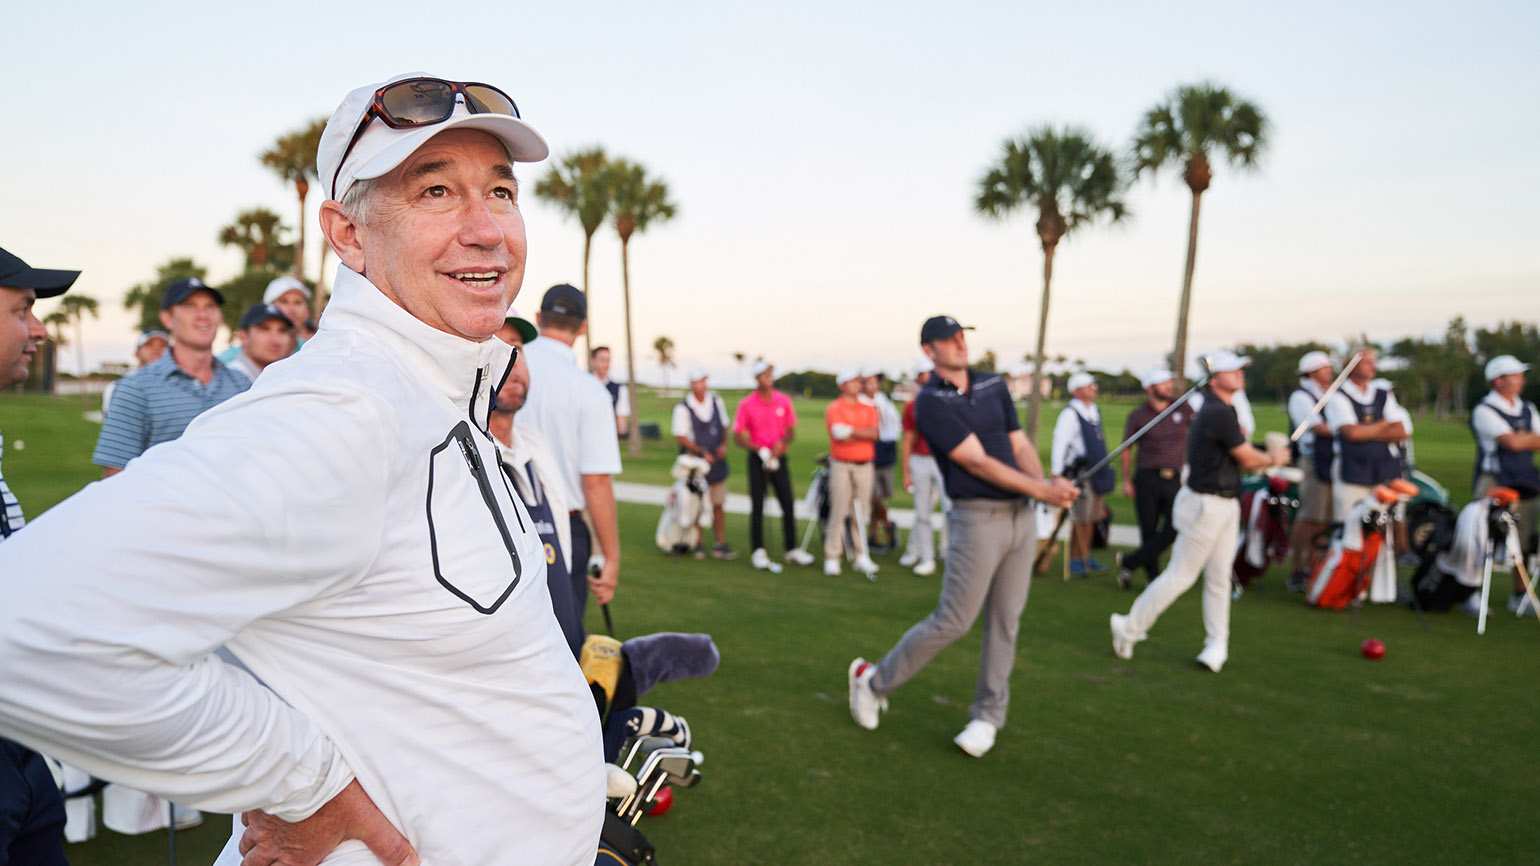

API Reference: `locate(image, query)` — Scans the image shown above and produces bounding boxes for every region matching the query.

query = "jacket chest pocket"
[426,421,525,614]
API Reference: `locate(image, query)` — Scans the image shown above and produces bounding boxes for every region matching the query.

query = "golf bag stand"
[1476,487,1540,635]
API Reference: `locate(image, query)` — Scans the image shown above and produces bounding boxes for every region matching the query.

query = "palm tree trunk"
[293,184,308,282]
[620,237,641,457]
[1026,241,1057,441]
[1171,190,1204,389]
[74,316,87,408]
[580,232,594,359]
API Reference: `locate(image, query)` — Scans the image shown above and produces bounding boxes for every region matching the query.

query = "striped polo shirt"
[91,352,250,469]
[0,431,22,539]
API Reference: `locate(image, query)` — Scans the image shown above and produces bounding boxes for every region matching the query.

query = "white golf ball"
[12,440,23,451]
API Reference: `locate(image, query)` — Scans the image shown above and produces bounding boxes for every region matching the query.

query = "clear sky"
[5,0,1537,386]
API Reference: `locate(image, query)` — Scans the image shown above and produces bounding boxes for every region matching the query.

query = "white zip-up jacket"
[0,266,603,865]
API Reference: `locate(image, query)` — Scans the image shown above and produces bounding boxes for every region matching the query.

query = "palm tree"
[534,147,612,357]
[654,335,676,394]
[976,126,1127,439]
[59,294,99,405]
[218,208,293,272]
[609,159,678,455]
[1132,82,1268,387]
[260,119,326,304]
[124,258,207,332]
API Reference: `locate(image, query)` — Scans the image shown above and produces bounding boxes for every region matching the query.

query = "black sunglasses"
[331,77,521,197]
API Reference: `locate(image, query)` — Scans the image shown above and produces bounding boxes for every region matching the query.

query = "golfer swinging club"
[1110,351,1286,672]
[0,73,603,865]
[849,316,1078,757]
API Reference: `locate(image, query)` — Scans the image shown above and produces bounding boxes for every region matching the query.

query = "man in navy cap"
[92,276,250,476]
[227,303,297,383]
[0,244,78,866]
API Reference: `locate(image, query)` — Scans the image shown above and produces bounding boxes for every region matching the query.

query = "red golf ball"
[646,785,674,816]
[1361,639,1386,660]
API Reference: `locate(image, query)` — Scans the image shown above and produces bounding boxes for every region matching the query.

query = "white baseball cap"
[1067,371,1096,392]
[319,72,550,203]
[263,275,311,304]
[751,360,773,377]
[1202,350,1251,374]
[1298,350,1331,374]
[1485,354,1530,381]
[687,366,708,383]
[1140,368,1173,390]
[912,358,935,377]
[836,368,862,386]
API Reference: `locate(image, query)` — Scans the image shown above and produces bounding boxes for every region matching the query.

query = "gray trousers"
[871,498,1036,728]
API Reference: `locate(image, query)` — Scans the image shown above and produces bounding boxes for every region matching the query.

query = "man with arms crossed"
[733,360,814,570]
[518,283,624,617]
[1471,355,1540,615]
[849,316,1078,757]
[0,74,602,865]
[1111,351,1285,673]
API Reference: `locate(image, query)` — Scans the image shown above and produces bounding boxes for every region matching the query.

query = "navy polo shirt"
[92,352,251,470]
[913,370,1024,501]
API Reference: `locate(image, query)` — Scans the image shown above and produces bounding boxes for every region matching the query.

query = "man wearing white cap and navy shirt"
[672,366,736,559]
[1052,371,1115,576]
[900,357,947,575]
[1471,354,1540,615]
[227,302,297,382]
[1111,351,1285,673]
[1287,350,1337,588]
[849,316,1078,757]
[1323,346,1412,521]
[1116,367,1190,589]
[92,276,251,477]
[0,73,602,865]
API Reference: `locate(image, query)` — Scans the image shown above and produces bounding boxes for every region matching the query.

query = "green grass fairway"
[2,391,1535,865]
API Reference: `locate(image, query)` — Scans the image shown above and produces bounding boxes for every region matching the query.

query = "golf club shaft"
[602,602,614,637]
[1290,352,1364,443]
[1073,375,1209,486]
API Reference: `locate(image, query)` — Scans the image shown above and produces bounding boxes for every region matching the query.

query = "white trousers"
[903,454,949,563]
[1125,488,1240,649]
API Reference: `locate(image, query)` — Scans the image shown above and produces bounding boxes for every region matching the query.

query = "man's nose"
[459,198,506,248]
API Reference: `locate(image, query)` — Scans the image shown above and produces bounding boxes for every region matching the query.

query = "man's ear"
[158,309,174,332]
[319,201,367,275]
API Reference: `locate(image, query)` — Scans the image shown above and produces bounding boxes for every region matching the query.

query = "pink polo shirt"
[733,390,797,450]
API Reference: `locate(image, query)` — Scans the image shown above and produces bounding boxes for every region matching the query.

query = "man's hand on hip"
[240,780,416,866]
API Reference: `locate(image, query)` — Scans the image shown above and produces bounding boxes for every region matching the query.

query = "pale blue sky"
[5,0,1536,384]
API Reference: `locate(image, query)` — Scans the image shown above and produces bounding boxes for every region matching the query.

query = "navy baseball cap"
[920,315,973,344]
[239,302,294,331]
[161,277,225,310]
[540,283,587,319]
[0,246,79,298]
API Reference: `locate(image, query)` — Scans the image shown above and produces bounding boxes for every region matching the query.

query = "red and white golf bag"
[1307,481,1414,609]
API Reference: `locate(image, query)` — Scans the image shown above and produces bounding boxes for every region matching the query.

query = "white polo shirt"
[517,336,623,511]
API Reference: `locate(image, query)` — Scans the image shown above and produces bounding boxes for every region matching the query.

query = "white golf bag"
[655,454,714,553]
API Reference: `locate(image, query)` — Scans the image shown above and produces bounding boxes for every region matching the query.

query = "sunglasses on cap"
[332,77,521,198]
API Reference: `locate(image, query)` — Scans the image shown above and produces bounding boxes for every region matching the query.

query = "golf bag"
[655,455,714,554]
[1233,475,1296,586]
[1306,485,1405,609]
[800,455,856,555]
[1409,498,1487,612]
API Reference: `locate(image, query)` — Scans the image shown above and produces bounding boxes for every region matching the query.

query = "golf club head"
[620,735,678,772]
[767,561,783,574]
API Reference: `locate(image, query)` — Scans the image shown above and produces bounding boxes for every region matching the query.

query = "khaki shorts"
[708,481,727,508]
[1296,460,1333,523]
[1072,488,1104,524]
[873,465,894,500]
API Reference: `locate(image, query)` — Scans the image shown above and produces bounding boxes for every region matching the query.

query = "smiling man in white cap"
[0,74,601,866]
[1472,354,1540,614]
[1286,350,1337,588]
[1111,351,1285,673]
[1052,371,1115,576]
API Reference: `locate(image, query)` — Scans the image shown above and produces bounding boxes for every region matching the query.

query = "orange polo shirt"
[826,397,879,462]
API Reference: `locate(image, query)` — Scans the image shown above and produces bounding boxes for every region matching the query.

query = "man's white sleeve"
[578,380,623,476]
[0,388,389,820]
[1287,389,1317,430]
[614,384,630,418]
[670,402,692,440]
[1050,408,1077,476]
[1324,393,1355,434]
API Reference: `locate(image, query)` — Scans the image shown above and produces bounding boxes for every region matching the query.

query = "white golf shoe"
[1196,642,1228,673]
[913,560,937,576]
[898,552,919,568]
[785,549,815,566]
[824,559,841,577]
[750,548,772,570]
[953,719,997,757]
[1109,613,1144,661]
[848,658,886,729]
[853,555,879,575]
